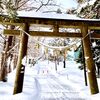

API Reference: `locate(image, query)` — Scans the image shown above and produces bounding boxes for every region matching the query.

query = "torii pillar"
[82,24,99,94]
[13,23,29,94]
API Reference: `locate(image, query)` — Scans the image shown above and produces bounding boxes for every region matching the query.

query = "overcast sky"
[57,0,78,10]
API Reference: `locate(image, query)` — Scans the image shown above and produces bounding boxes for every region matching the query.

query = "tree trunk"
[0,24,15,81]
[0,36,13,81]
[13,23,29,94]
[0,41,6,81]
[82,24,99,94]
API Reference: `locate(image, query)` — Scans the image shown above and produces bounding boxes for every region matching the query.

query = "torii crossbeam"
[0,12,100,95]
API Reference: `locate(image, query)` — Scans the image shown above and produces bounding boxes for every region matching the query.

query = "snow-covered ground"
[0,60,100,100]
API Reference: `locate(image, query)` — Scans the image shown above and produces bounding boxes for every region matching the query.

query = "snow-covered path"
[1,60,100,100]
[24,60,91,100]
[33,74,87,100]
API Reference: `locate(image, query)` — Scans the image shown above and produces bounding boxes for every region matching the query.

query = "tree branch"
[16,0,30,10]
[36,0,58,12]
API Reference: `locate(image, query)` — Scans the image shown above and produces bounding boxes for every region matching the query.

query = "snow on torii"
[0,11,100,95]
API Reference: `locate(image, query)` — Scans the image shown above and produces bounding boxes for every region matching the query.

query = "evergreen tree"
[76,0,100,75]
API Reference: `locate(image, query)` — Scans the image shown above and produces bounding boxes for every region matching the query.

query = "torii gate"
[0,12,100,95]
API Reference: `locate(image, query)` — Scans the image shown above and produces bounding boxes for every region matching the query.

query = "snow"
[0,60,100,100]
[17,11,80,20]
[77,0,97,14]
[1,9,100,22]
[17,10,100,22]
[89,0,97,5]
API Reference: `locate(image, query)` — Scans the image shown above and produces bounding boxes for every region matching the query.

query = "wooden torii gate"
[0,13,100,95]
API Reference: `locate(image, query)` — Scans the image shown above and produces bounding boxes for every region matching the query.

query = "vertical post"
[55,56,57,71]
[81,40,88,86]
[63,49,66,68]
[13,23,29,94]
[63,40,66,68]
[53,22,59,71]
[54,51,57,71]
[81,24,99,94]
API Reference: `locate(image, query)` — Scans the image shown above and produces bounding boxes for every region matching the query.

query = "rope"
[20,29,81,50]
[20,29,31,37]
[21,29,93,50]
[7,43,19,54]
[5,29,92,53]
[82,32,90,40]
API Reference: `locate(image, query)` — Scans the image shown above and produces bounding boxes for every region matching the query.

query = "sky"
[57,0,78,10]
